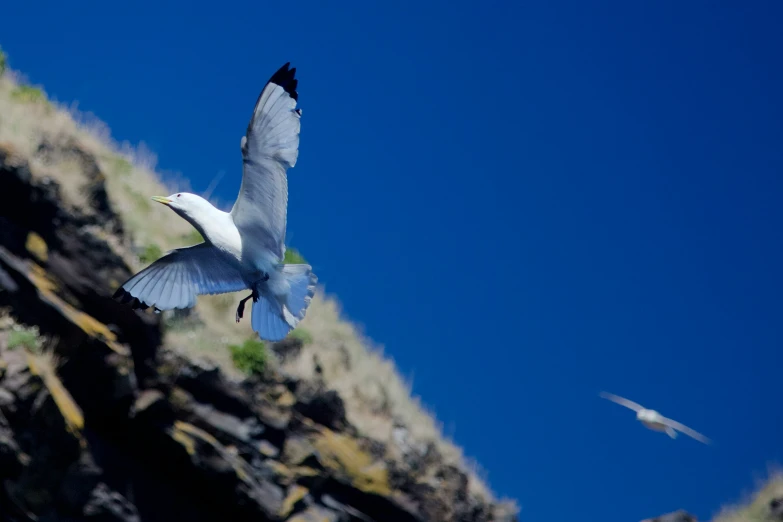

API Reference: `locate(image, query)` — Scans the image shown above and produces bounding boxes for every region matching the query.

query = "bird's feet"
[235,288,261,323]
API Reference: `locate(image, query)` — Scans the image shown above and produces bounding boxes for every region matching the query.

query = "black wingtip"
[113,286,134,304]
[268,62,299,102]
[113,287,155,312]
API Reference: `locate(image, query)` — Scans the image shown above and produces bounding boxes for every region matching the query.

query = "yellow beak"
[151,196,172,206]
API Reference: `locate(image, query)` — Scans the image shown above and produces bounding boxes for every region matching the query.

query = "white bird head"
[151,192,213,220]
[150,192,219,239]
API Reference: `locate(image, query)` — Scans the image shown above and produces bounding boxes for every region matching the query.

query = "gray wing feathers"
[231,63,301,260]
[113,244,247,311]
[599,392,645,412]
[661,416,712,444]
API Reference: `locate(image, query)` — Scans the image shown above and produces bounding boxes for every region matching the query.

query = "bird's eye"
[177,194,181,198]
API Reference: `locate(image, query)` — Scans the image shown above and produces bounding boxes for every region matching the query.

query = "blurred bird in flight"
[599,391,712,444]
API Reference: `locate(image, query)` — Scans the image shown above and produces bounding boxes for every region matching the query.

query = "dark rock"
[0,411,25,479]
[190,401,264,443]
[1,359,43,413]
[321,493,374,521]
[174,361,255,421]
[1,479,39,522]
[439,465,469,502]
[388,450,484,522]
[365,438,387,461]
[269,337,303,364]
[282,435,319,467]
[294,386,347,431]
[0,145,520,522]
[128,389,172,427]
[0,387,17,410]
[0,154,163,390]
[301,475,422,522]
[34,137,124,237]
[288,505,340,522]
[388,437,441,489]
[8,387,84,514]
[257,439,279,459]
[0,264,19,292]
[58,453,103,512]
[244,477,285,519]
[255,401,292,433]
[82,483,140,522]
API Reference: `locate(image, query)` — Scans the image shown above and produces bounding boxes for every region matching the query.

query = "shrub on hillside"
[139,243,162,264]
[229,338,267,376]
[110,156,133,177]
[289,327,313,345]
[284,248,307,265]
[10,85,47,104]
[8,324,42,352]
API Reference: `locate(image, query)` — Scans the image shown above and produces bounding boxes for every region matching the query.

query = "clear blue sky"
[3,2,783,520]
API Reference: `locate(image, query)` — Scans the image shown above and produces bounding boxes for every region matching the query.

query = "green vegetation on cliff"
[229,338,267,375]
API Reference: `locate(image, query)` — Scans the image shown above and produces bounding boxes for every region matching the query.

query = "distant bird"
[113,62,316,342]
[599,391,711,444]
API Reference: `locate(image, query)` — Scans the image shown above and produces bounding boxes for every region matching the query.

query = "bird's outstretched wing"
[660,416,712,445]
[113,243,247,311]
[231,62,301,261]
[599,391,645,412]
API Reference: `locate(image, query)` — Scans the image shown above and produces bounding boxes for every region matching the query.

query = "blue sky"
[3,1,783,520]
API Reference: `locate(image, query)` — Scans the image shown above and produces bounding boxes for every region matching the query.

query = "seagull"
[599,391,711,444]
[112,62,316,342]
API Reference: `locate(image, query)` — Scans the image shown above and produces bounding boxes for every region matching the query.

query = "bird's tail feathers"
[281,263,317,325]
[665,427,678,439]
[249,264,317,342]
[251,294,292,342]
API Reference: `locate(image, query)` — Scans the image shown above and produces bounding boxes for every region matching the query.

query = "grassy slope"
[709,471,783,522]
[0,49,507,507]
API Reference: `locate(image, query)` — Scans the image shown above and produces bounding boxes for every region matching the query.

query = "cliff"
[2,49,781,522]
[0,52,519,521]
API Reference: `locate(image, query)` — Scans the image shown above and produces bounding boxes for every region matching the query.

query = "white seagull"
[599,391,711,444]
[113,62,316,342]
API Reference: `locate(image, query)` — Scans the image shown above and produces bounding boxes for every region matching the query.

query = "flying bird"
[112,62,316,342]
[599,391,711,444]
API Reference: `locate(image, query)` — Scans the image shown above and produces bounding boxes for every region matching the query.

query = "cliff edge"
[0,51,518,521]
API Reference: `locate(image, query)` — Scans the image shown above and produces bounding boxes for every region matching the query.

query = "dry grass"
[0,55,507,508]
[0,70,191,252]
[0,64,257,362]
[281,293,500,500]
[711,470,783,522]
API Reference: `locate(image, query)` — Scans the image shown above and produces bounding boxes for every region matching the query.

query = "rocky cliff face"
[0,142,518,521]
